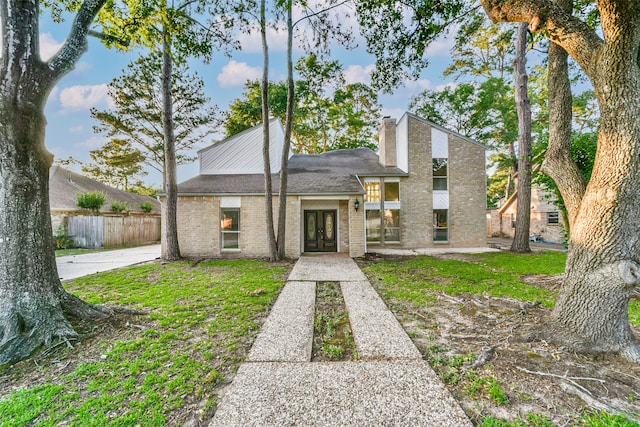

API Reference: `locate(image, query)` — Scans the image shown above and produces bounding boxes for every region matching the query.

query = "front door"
[304,210,337,252]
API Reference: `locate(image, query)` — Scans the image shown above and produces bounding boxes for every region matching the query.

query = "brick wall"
[171,195,304,259]
[400,116,433,247]
[165,196,218,258]
[395,115,487,249]
[348,196,365,257]
[449,134,487,247]
[488,187,565,243]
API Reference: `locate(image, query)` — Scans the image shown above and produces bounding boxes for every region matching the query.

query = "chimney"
[379,117,397,167]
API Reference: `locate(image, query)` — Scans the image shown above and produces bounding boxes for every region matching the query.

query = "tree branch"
[48,0,108,80]
[87,30,130,48]
[479,0,603,77]
[541,0,586,229]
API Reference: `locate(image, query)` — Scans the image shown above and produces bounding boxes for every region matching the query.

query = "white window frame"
[433,209,449,242]
[221,207,241,251]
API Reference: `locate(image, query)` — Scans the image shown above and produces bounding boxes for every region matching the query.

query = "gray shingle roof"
[178,148,407,196]
[49,166,160,213]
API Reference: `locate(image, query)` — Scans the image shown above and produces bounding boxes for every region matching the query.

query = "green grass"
[0,259,290,426]
[362,251,640,426]
[479,411,640,427]
[361,251,565,308]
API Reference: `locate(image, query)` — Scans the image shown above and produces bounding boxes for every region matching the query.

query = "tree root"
[620,342,640,363]
[559,382,640,423]
[0,290,147,366]
[0,304,77,366]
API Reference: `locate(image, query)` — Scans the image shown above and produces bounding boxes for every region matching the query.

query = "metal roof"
[198,118,287,175]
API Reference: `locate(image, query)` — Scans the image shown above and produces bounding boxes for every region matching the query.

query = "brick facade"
[168,113,486,259]
[487,186,565,243]
[376,115,487,250]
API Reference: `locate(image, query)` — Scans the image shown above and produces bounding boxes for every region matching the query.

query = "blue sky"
[40,7,458,187]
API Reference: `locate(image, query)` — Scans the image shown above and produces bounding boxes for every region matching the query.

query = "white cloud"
[59,84,109,110]
[72,62,93,75]
[74,136,106,150]
[344,64,375,85]
[425,27,458,57]
[380,107,406,119]
[404,78,435,91]
[40,32,63,61]
[217,60,263,88]
[237,27,288,53]
[69,126,84,134]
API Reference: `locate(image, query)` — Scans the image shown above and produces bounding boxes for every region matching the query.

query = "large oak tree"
[481,0,640,361]
[0,0,117,366]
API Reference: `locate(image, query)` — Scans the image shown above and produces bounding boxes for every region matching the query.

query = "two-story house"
[166,112,487,258]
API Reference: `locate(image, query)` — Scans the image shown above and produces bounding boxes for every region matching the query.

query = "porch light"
[354,198,360,212]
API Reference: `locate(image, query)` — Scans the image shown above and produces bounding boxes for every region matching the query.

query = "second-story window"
[433,158,448,190]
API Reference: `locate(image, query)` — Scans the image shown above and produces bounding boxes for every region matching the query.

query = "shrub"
[54,225,74,249]
[77,191,106,212]
[110,200,128,213]
[139,201,154,213]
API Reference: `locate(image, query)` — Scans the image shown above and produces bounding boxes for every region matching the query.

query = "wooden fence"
[66,213,161,248]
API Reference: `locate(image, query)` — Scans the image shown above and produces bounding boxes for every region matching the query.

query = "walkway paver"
[247,281,315,363]
[341,281,421,360]
[210,255,472,427]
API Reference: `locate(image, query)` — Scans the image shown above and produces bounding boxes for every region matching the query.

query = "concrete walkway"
[210,255,472,427]
[56,244,161,281]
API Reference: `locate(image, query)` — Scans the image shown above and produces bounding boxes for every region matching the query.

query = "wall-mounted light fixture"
[354,198,360,212]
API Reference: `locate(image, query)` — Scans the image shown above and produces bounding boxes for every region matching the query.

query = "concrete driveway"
[57,244,161,281]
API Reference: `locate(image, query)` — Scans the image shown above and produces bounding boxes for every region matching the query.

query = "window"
[384,209,400,242]
[433,209,448,242]
[365,181,381,202]
[366,209,381,243]
[433,158,448,191]
[365,178,401,244]
[547,211,559,225]
[221,208,240,249]
[384,182,400,202]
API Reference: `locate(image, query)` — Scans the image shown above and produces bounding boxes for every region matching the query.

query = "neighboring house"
[487,184,565,243]
[168,113,487,259]
[50,166,161,248]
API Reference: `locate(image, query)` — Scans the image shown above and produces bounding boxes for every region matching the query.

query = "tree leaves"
[91,53,220,177]
[224,55,381,153]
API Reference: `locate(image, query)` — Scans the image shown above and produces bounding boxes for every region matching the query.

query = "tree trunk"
[551,52,640,361]
[261,0,277,261]
[505,142,516,200]
[161,28,181,261]
[510,23,532,253]
[0,0,114,366]
[541,0,586,230]
[276,0,294,261]
[0,98,110,366]
[480,0,640,362]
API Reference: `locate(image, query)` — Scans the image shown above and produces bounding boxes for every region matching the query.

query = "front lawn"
[359,251,640,426]
[0,259,291,426]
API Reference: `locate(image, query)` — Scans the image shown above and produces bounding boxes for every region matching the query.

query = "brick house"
[166,112,487,258]
[487,184,565,243]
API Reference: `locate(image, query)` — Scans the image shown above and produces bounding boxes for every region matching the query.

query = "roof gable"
[403,112,488,150]
[198,118,287,175]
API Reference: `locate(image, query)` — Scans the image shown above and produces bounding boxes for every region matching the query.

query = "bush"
[139,201,155,213]
[77,192,106,212]
[54,225,74,250]
[110,200,128,213]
